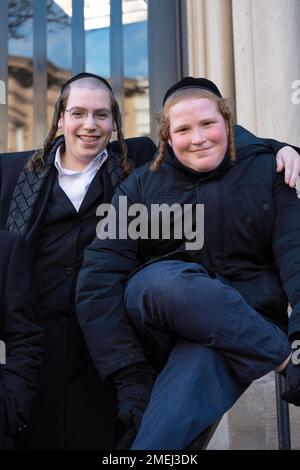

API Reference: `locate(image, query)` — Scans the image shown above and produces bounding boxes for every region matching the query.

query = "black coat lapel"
[79,170,104,214]
[52,177,78,215]
[25,167,57,248]
[80,145,135,209]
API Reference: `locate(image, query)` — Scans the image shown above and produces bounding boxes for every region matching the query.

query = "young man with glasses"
[0,72,156,449]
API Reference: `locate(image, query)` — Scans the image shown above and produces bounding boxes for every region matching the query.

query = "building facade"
[0,0,300,449]
[0,0,299,153]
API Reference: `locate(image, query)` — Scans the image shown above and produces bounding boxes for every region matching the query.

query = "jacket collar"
[6,137,132,238]
[164,144,233,183]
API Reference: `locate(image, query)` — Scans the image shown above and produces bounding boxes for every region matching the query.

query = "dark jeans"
[125,260,291,449]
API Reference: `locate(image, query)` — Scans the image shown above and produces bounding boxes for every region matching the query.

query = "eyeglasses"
[65,107,112,122]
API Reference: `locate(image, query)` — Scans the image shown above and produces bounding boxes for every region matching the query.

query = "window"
[5,0,150,151]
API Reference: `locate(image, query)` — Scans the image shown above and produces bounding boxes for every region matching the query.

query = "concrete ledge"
[207,371,300,449]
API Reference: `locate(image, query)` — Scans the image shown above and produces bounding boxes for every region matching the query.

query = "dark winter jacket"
[0,135,157,449]
[0,230,43,449]
[76,126,300,380]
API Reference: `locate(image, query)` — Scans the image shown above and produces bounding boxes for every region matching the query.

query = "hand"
[113,363,155,430]
[276,146,300,188]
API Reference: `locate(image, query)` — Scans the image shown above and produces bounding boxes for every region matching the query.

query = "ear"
[113,121,117,132]
[168,138,172,147]
[58,116,63,129]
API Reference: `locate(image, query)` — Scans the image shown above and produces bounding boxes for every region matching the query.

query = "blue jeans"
[125,260,290,449]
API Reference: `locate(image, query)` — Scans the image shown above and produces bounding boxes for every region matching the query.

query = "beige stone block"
[208,371,300,449]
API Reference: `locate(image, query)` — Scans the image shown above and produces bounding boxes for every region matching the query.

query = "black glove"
[281,338,300,406]
[113,363,155,430]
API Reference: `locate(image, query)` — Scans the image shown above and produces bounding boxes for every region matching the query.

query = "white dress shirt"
[54,146,108,212]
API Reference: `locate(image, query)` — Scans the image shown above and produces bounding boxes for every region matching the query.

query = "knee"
[125,261,180,307]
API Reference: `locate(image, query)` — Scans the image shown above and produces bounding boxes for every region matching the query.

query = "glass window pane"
[8,0,33,151]
[7,0,150,150]
[47,1,72,132]
[85,0,110,77]
[122,0,149,137]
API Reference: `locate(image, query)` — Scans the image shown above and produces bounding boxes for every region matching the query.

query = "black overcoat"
[0,230,43,449]
[0,136,157,449]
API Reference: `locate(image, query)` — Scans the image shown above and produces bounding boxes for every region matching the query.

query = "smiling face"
[58,86,115,170]
[168,97,228,173]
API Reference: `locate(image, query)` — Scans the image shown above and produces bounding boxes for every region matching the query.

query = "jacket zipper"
[218,183,225,272]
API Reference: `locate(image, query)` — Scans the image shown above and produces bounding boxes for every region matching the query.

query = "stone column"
[231,0,257,133]
[232,0,300,145]
[186,0,235,99]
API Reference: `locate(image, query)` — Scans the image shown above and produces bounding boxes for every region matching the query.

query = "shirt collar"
[54,145,108,176]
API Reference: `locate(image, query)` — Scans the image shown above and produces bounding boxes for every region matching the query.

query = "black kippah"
[61,72,113,94]
[163,76,222,104]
